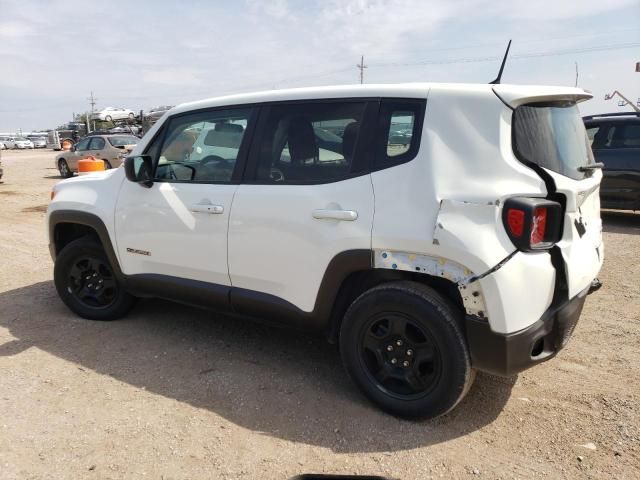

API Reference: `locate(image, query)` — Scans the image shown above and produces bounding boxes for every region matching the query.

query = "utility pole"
[87,91,97,133]
[87,91,98,114]
[356,55,367,84]
[574,62,578,87]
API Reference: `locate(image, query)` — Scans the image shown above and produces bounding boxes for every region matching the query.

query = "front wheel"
[54,238,135,321]
[58,159,73,178]
[340,281,475,419]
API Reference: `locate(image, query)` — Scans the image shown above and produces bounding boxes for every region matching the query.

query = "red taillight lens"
[502,197,562,252]
[507,209,525,237]
[530,207,547,246]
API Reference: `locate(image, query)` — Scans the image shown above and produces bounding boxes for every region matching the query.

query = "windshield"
[108,136,138,147]
[513,102,594,180]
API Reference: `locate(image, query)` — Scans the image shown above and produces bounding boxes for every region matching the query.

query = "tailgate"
[507,89,603,299]
[548,170,604,298]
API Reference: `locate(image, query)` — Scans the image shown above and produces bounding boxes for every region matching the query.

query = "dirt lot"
[0,149,638,479]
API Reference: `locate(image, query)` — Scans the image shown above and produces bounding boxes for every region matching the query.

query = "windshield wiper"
[578,162,604,172]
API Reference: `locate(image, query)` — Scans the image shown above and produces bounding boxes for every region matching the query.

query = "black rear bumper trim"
[466,285,590,377]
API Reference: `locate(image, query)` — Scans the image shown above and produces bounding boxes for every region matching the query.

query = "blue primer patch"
[392,263,397,269]
[382,252,388,259]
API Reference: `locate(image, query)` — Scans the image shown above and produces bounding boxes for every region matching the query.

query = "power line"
[370,42,640,68]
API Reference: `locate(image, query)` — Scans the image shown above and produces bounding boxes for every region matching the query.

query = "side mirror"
[124,155,153,188]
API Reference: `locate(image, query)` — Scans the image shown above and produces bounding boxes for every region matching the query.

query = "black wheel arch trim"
[49,210,125,281]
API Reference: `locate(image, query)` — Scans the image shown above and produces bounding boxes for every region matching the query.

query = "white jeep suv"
[48,83,603,418]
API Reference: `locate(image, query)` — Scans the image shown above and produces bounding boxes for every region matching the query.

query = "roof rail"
[583,112,640,120]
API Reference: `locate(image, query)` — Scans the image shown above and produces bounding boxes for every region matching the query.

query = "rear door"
[227,99,377,315]
[509,97,603,299]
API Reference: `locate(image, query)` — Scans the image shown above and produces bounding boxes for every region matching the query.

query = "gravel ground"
[0,149,638,480]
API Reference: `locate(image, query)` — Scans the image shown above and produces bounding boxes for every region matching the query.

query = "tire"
[54,238,135,321]
[104,160,112,169]
[58,159,73,178]
[339,281,474,419]
[105,115,112,122]
[128,112,135,120]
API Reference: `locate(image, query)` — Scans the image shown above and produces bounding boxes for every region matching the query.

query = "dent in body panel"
[373,249,487,318]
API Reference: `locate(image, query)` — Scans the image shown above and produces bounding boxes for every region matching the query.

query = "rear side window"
[513,102,594,180]
[253,101,367,184]
[375,99,425,170]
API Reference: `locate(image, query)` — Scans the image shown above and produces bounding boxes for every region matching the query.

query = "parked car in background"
[55,134,138,178]
[0,157,3,180]
[90,107,135,122]
[0,136,11,148]
[0,141,5,150]
[4,137,34,149]
[584,112,640,211]
[29,137,47,148]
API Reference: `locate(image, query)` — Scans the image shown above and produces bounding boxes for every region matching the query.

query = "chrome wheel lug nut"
[98,279,103,284]
[406,349,413,356]
[386,345,393,352]
[87,283,93,288]
[402,360,410,367]
[93,273,98,277]
[390,358,398,365]
[396,340,403,347]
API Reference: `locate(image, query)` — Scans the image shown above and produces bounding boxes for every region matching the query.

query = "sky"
[0,0,638,132]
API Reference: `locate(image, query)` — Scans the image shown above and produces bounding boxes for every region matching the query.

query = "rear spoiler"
[492,85,592,109]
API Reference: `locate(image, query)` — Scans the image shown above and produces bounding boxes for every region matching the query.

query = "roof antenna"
[489,40,512,85]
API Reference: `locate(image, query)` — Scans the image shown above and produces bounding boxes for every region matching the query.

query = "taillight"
[502,198,562,252]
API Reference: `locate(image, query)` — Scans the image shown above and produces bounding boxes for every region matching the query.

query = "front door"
[115,106,255,286]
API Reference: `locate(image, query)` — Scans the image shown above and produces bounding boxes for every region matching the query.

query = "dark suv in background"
[584,112,640,211]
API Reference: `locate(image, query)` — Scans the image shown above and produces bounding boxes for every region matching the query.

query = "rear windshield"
[513,102,594,180]
[108,136,138,147]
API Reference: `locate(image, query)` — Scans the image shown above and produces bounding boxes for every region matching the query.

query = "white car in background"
[29,137,47,148]
[90,107,136,122]
[5,137,34,149]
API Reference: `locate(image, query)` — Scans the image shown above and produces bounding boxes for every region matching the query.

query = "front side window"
[155,108,252,183]
[89,137,105,150]
[254,102,366,184]
[75,138,91,151]
[513,102,594,180]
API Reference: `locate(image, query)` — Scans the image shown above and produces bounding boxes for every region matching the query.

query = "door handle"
[191,203,224,214]
[312,209,358,221]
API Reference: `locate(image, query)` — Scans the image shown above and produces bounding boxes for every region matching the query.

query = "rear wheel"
[105,115,112,122]
[340,281,474,419]
[58,159,73,178]
[54,238,135,321]
[128,112,135,120]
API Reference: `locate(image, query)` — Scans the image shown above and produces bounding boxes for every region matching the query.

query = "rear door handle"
[191,203,224,214]
[312,209,358,221]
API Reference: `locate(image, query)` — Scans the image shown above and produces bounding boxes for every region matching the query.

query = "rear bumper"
[466,283,594,376]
